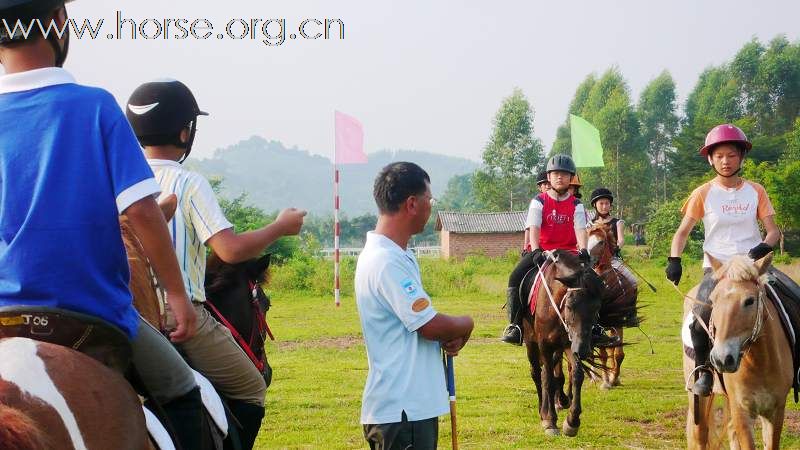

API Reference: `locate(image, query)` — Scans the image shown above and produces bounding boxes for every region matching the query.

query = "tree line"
[445,34,800,257]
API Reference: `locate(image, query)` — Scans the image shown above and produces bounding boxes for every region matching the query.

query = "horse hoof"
[555,403,564,411]
[601,381,613,390]
[544,427,561,437]
[562,419,579,437]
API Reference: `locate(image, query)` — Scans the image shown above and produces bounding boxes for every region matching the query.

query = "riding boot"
[162,386,208,450]
[227,399,265,450]
[690,317,713,397]
[591,324,620,348]
[501,287,523,345]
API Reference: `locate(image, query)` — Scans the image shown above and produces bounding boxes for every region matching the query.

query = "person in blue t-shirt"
[0,1,204,448]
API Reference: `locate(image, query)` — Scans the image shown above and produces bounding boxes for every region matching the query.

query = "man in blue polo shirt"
[355,162,474,449]
[0,1,205,448]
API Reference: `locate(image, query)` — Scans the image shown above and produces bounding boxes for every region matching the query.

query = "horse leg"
[553,357,569,410]
[760,402,786,450]
[526,341,543,407]
[686,392,715,450]
[562,351,583,437]
[610,327,624,387]
[538,345,559,435]
[728,406,756,450]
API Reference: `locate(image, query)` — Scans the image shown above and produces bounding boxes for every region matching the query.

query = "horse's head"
[205,252,271,308]
[550,250,604,359]
[587,222,615,268]
[708,253,772,373]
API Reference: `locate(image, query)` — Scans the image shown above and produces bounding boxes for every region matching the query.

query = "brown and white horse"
[684,253,793,450]
[0,338,152,450]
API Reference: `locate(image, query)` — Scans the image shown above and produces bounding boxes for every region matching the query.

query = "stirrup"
[685,365,713,395]
[501,324,523,346]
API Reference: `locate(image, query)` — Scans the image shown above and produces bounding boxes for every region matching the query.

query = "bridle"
[708,278,766,354]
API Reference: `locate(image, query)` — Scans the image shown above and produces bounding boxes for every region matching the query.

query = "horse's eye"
[743,297,755,307]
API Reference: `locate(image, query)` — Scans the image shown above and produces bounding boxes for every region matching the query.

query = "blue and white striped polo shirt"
[147,159,232,303]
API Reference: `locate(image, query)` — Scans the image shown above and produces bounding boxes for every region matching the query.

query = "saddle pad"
[681,313,696,360]
[528,260,552,315]
[193,369,229,436]
[143,406,176,450]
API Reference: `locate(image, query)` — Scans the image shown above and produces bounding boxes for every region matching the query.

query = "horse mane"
[0,405,47,450]
[715,256,764,284]
[205,256,269,294]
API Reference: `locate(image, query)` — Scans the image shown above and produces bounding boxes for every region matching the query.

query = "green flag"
[570,114,604,167]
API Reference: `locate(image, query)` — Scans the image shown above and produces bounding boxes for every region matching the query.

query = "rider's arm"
[523,228,530,249]
[207,208,306,264]
[575,227,588,250]
[616,220,625,249]
[574,202,588,250]
[122,196,196,342]
[529,226,541,250]
[670,215,698,257]
[526,197,543,250]
[761,215,781,248]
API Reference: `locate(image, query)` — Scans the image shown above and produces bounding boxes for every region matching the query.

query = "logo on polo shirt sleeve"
[401,278,419,298]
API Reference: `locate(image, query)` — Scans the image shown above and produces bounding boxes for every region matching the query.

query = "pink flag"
[334,111,367,165]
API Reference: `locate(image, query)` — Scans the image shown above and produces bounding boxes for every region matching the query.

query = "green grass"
[255,257,800,449]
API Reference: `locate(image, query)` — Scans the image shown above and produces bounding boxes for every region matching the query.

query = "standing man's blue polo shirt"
[355,231,449,424]
[0,68,161,339]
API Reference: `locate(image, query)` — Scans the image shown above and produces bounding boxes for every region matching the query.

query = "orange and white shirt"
[681,180,775,268]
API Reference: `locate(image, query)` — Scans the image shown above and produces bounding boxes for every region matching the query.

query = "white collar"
[147,158,182,168]
[0,67,75,94]
[366,231,413,255]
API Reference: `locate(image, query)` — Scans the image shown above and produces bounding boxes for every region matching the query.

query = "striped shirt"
[147,159,233,302]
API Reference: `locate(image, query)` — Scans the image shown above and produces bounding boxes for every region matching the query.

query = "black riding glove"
[578,248,590,266]
[530,248,545,266]
[666,257,682,285]
[748,242,772,260]
[521,248,530,258]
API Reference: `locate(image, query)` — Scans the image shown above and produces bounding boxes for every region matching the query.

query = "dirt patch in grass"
[784,409,800,435]
[620,408,685,443]
[278,334,362,351]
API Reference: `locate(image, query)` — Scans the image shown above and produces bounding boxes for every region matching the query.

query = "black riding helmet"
[590,187,614,207]
[126,79,208,163]
[0,0,72,67]
[545,154,577,175]
[536,170,548,186]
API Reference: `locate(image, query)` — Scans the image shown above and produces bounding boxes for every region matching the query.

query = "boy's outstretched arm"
[207,207,307,264]
[123,196,197,343]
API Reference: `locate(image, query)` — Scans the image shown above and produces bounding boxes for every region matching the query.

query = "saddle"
[0,306,131,373]
[597,262,640,328]
[764,268,800,401]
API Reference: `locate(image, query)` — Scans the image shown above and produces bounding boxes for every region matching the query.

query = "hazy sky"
[59,0,800,162]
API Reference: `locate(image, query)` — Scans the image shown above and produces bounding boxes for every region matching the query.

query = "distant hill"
[187,136,479,215]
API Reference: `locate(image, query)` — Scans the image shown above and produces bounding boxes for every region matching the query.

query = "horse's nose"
[724,354,735,368]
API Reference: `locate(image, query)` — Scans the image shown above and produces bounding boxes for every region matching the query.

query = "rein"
[205,280,274,374]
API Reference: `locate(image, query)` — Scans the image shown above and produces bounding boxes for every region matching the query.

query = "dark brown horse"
[587,222,639,388]
[521,250,604,437]
[205,252,273,386]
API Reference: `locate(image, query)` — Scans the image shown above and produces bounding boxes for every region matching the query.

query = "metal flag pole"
[334,165,341,307]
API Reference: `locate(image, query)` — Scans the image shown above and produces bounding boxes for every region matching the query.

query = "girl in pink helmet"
[667,124,781,397]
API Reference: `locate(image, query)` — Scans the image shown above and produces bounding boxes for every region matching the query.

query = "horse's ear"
[707,253,723,273]
[254,253,271,275]
[158,194,178,222]
[754,252,773,275]
[555,274,580,288]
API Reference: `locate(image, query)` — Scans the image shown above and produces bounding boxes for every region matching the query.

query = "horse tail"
[0,404,47,450]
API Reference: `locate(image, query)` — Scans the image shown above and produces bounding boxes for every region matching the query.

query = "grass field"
[256,255,800,449]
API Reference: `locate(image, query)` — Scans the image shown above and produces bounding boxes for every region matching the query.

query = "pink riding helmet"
[699,124,752,157]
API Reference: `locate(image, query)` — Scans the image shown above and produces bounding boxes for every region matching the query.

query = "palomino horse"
[587,222,639,388]
[0,336,152,450]
[684,254,793,450]
[522,250,604,437]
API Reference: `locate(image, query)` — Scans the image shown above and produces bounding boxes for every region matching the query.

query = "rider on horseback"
[502,154,616,346]
[0,1,206,448]
[588,188,624,258]
[126,79,307,450]
[667,124,781,397]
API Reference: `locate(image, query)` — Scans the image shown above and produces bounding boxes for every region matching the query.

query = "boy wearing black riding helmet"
[667,124,781,397]
[502,154,603,345]
[127,79,307,450]
[589,187,625,257]
[0,1,205,448]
